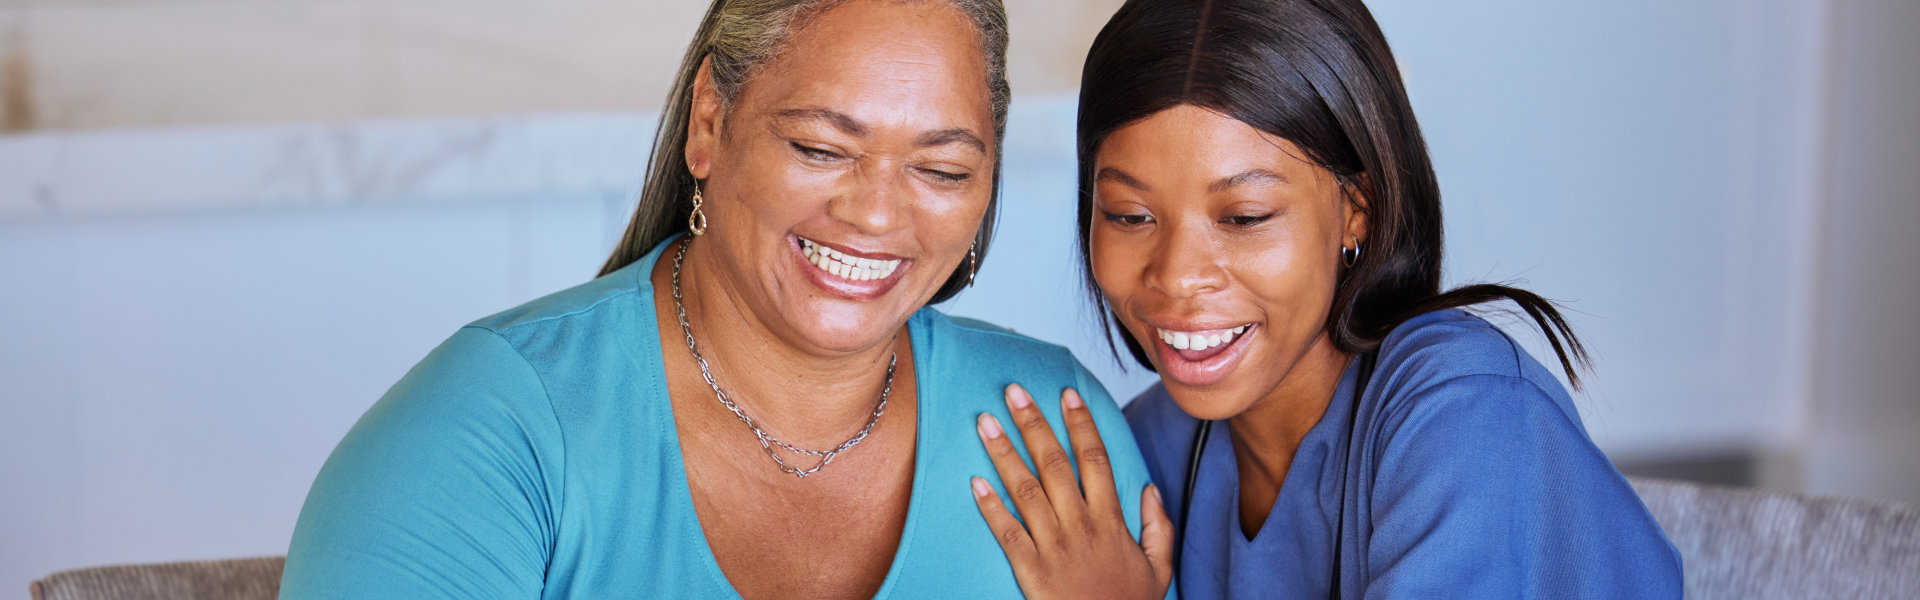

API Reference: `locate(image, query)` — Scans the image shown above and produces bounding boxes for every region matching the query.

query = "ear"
[685,55,724,180]
[1342,173,1372,246]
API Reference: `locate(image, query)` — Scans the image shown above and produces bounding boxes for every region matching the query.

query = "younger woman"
[967,0,1682,597]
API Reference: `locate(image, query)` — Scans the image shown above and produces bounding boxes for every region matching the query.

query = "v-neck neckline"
[1196,359,1364,547]
[629,237,935,600]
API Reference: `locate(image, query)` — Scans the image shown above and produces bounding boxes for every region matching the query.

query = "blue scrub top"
[1126,310,1682,599]
[281,236,1156,599]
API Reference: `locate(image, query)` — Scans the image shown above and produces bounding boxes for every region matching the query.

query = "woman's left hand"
[971,384,1174,600]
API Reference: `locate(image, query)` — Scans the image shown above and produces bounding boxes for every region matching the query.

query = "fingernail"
[1063,388,1085,410]
[977,414,1003,439]
[1149,483,1164,504]
[972,477,992,498]
[1006,384,1032,409]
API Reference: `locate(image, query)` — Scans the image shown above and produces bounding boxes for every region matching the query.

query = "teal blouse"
[281,238,1156,599]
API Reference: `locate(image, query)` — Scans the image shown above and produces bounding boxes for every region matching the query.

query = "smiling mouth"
[1155,324,1251,360]
[800,236,902,282]
[1146,322,1258,387]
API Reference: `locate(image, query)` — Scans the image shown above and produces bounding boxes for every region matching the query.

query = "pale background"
[2,0,1917,592]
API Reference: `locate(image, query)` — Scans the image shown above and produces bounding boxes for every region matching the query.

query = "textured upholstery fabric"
[1629,476,1920,599]
[23,482,1918,599]
[28,556,283,600]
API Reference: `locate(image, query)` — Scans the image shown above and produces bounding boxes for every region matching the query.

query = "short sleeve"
[1363,375,1682,599]
[281,326,564,599]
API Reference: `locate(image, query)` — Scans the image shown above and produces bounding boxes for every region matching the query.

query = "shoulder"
[370,260,659,445]
[911,307,1148,455]
[913,307,1082,363]
[1375,309,1551,385]
[1360,370,1682,596]
[1369,309,1581,430]
[912,309,1081,369]
[911,309,1160,535]
[355,326,563,464]
[289,329,563,599]
[910,308,1109,412]
[1359,313,1681,596]
[467,260,653,354]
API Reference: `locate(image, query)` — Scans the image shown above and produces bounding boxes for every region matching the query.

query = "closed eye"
[790,142,844,162]
[1221,214,1273,227]
[920,168,970,183]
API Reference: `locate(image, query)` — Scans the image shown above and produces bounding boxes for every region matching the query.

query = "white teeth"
[1156,325,1252,353]
[799,236,902,283]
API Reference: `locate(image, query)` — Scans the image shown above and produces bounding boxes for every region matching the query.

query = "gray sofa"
[27,478,1920,599]
[1629,477,1920,598]
[28,557,281,600]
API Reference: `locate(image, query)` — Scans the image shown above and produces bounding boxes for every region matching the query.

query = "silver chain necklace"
[670,238,896,478]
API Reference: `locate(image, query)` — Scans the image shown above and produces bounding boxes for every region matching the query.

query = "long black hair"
[1077,0,1589,387]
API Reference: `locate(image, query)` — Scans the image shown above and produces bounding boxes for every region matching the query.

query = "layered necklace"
[670,238,896,478]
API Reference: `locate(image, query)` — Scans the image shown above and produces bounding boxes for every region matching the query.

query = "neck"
[1224,335,1351,533]
[656,238,905,447]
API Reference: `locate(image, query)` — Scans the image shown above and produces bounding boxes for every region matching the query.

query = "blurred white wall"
[2,0,1917,592]
[0,0,1120,132]
[1374,0,1832,472]
[1804,0,1920,507]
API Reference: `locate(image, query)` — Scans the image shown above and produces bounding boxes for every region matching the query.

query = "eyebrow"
[1095,167,1290,193]
[1208,169,1289,193]
[774,106,986,154]
[1096,167,1152,191]
[774,107,869,138]
[916,128,987,155]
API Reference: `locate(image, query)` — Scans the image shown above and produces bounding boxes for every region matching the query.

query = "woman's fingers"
[1002,384,1087,523]
[977,412,1061,543]
[1140,484,1176,592]
[972,476,1038,566]
[1060,387,1123,519]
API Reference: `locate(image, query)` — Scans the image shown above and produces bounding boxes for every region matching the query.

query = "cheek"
[909,181,993,258]
[1089,229,1159,355]
[923,187,989,233]
[713,147,840,227]
[1231,234,1340,324]
[1088,226,1137,299]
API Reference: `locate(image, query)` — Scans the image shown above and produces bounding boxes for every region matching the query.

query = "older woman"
[280,1,1156,598]
[971,0,1682,598]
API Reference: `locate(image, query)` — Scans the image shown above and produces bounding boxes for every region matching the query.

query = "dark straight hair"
[1077,0,1589,386]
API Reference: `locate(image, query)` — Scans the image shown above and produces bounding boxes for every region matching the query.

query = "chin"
[782,295,916,354]
[1159,381,1261,421]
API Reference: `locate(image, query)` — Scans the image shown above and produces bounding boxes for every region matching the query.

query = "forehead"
[735,0,994,139]
[1099,106,1323,185]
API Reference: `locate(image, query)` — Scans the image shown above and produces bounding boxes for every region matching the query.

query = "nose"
[1143,221,1228,299]
[828,162,911,237]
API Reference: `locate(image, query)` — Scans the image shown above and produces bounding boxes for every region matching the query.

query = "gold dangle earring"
[687,181,708,236]
[966,241,979,287]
